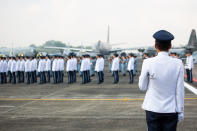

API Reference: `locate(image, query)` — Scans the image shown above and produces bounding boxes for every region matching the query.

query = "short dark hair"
[186,51,192,55]
[128,53,134,57]
[170,52,177,55]
[114,54,118,57]
[155,40,171,51]
[143,53,149,56]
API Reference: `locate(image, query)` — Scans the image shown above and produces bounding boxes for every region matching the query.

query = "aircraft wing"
[110,47,145,52]
[44,46,93,52]
[110,42,127,46]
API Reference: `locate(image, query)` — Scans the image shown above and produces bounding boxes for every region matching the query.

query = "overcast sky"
[0,0,196,48]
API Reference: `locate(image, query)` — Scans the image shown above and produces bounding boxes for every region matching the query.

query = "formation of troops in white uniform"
[0,52,138,85]
[0,49,194,86]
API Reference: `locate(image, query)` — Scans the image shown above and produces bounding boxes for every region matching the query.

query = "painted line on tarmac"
[184,82,197,95]
[0,98,143,101]
[0,105,15,108]
[0,98,196,101]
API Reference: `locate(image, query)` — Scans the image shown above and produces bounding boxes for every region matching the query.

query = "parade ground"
[0,64,197,131]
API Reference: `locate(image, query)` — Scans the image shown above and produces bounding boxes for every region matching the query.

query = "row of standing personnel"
[0,55,65,84]
[0,53,137,85]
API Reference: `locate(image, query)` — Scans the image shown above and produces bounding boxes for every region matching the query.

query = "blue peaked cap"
[153,30,174,41]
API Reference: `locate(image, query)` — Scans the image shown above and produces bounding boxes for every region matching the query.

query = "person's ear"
[155,43,158,50]
[167,43,172,52]
[169,44,172,49]
[155,43,160,52]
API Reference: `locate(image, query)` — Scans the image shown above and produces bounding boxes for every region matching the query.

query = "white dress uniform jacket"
[60,59,65,71]
[38,59,45,72]
[80,59,86,72]
[3,60,7,73]
[72,58,77,71]
[52,59,57,72]
[139,52,184,113]
[66,59,73,71]
[185,55,194,70]
[33,59,38,71]
[100,58,104,71]
[84,58,88,71]
[127,57,135,71]
[7,60,12,71]
[57,59,61,71]
[95,58,100,72]
[95,58,99,72]
[111,57,119,71]
[16,60,20,71]
[43,59,46,71]
[19,60,25,71]
[11,60,16,73]
[95,58,104,72]
[86,58,91,70]
[25,60,31,72]
[0,60,3,73]
[46,59,51,71]
[30,60,34,72]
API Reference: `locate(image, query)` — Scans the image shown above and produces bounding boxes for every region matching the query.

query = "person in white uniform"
[19,56,25,83]
[143,53,149,60]
[45,55,51,83]
[16,56,21,83]
[100,55,105,83]
[185,51,194,83]
[0,57,4,84]
[66,55,74,84]
[56,56,61,83]
[95,54,102,84]
[170,52,177,58]
[42,57,47,83]
[33,57,38,83]
[25,56,31,84]
[127,53,135,84]
[0,57,7,84]
[59,56,65,83]
[30,56,35,83]
[86,55,91,83]
[3,57,7,84]
[111,54,119,84]
[7,57,12,83]
[52,55,58,84]
[38,56,46,84]
[10,57,16,84]
[139,30,184,131]
[80,55,87,84]
[72,54,78,83]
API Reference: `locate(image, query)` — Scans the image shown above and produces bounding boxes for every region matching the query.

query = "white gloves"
[178,112,184,122]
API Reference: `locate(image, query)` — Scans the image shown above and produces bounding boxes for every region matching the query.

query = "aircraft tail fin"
[188,29,197,47]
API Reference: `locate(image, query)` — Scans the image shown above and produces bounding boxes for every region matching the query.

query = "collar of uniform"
[158,52,169,57]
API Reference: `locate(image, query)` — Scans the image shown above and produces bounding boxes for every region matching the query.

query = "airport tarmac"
[0,62,197,131]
